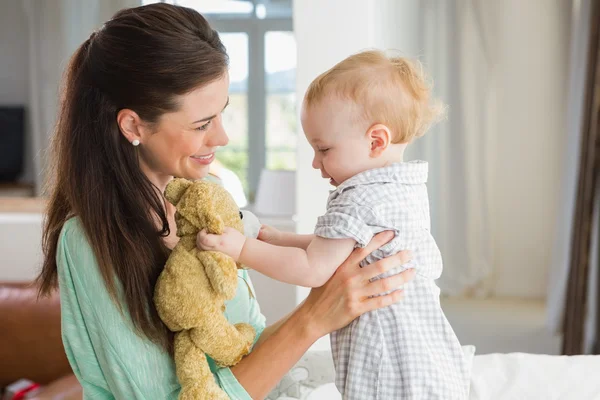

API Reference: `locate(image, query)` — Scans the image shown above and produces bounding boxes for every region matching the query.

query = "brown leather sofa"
[0,282,82,400]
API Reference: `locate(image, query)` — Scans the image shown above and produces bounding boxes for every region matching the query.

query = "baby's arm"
[259,225,314,250]
[239,236,356,287]
[197,228,355,287]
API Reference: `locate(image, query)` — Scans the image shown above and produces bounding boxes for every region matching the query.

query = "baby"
[198,50,471,399]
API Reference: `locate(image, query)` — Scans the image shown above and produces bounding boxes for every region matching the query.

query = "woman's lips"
[190,153,215,165]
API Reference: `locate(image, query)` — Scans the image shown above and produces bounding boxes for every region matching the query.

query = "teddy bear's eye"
[239,211,243,219]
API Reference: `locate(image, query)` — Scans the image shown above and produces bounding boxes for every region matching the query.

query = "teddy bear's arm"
[198,251,239,300]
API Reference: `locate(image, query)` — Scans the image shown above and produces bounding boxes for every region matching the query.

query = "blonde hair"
[304,50,446,143]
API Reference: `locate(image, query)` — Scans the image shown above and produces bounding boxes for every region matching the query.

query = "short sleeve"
[314,201,376,247]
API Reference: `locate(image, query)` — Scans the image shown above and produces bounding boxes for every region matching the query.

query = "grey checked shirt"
[315,161,470,400]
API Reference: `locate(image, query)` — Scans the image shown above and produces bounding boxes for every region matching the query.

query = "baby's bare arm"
[258,225,314,250]
[238,236,355,287]
[274,232,315,250]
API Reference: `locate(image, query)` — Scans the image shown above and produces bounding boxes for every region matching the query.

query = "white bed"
[267,348,600,400]
[469,352,600,400]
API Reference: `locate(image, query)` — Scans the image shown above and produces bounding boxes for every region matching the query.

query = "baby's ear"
[367,123,392,156]
[164,178,192,205]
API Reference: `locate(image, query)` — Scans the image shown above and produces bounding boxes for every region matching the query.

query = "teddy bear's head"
[164,178,243,237]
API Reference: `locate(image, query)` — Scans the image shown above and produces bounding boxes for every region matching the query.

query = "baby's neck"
[338,143,408,186]
[340,143,406,184]
[374,142,407,168]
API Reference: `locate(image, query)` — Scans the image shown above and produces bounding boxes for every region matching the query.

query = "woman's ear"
[367,124,392,157]
[117,108,146,145]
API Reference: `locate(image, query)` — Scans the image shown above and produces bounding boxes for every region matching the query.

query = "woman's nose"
[208,117,229,147]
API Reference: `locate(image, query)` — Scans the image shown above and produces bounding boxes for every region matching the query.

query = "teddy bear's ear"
[205,214,225,235]
[164,178,193,205]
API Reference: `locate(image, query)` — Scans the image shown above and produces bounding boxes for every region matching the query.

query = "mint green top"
[56,218,266,399]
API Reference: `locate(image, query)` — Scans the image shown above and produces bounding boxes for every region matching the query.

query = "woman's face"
[137,73,230,187]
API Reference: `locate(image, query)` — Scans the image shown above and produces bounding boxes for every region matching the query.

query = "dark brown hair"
[36,3,228,354]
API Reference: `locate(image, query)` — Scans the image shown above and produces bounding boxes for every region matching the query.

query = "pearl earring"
[132,139,140,146]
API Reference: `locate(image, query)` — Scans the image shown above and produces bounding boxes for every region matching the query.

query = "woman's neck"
[139,160,173,195]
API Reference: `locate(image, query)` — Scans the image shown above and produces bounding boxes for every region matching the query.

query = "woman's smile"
[190,152,215,165]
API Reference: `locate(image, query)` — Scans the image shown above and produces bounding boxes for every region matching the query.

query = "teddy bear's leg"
[189,313,256,368]
[175,330,229,400]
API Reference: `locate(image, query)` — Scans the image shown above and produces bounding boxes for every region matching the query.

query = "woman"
[36,3,414,399]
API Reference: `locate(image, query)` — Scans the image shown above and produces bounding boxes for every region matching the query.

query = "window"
[265,31,297,171]
[143,0,296,201]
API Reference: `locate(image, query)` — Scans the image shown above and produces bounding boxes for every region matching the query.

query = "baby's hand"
[257,224,282,244]
[196,227,246,261]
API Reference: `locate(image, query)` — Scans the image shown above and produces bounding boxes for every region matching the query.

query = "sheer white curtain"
[21,0,139,195]
[406,0,498,296]
[546,0,598,352]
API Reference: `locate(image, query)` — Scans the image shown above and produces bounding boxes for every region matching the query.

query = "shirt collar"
[333,160,429,194]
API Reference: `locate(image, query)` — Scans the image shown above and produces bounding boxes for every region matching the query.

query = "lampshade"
[253,169,296,217]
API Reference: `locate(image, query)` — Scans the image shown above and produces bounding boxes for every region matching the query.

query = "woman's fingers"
[362,250,413,282]
[357,231,394,260]
[339,231,395,274]
[362,287,406,313]
[362,268,416,299]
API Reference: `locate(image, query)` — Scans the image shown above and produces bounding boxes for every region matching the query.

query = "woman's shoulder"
[58,217,94,255]
[59,216,84,243]
[61,215,83,235]
[56,216,100,293]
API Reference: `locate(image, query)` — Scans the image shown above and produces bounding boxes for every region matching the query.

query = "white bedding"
[268,348,600,400]
[470,352,600,400]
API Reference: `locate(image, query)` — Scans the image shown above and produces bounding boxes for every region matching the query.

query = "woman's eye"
[196,120,212,131]
[320,148,330,153]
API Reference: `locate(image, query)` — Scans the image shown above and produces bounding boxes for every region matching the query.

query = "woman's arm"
[230,231,415,399]
[231,303,317,398]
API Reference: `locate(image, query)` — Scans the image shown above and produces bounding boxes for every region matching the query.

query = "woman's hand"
[300,231,415,338]
[257,224,283,244]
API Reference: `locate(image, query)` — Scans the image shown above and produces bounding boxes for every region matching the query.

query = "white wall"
[0,213,44,281]
[0,3,33,183]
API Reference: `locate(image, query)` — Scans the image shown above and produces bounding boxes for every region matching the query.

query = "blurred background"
[0,0,598,378]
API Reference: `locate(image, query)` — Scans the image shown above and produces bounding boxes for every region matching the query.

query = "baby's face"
[301,96,374,187]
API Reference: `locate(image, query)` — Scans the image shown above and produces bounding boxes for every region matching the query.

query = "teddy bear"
[154,178,257,400]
